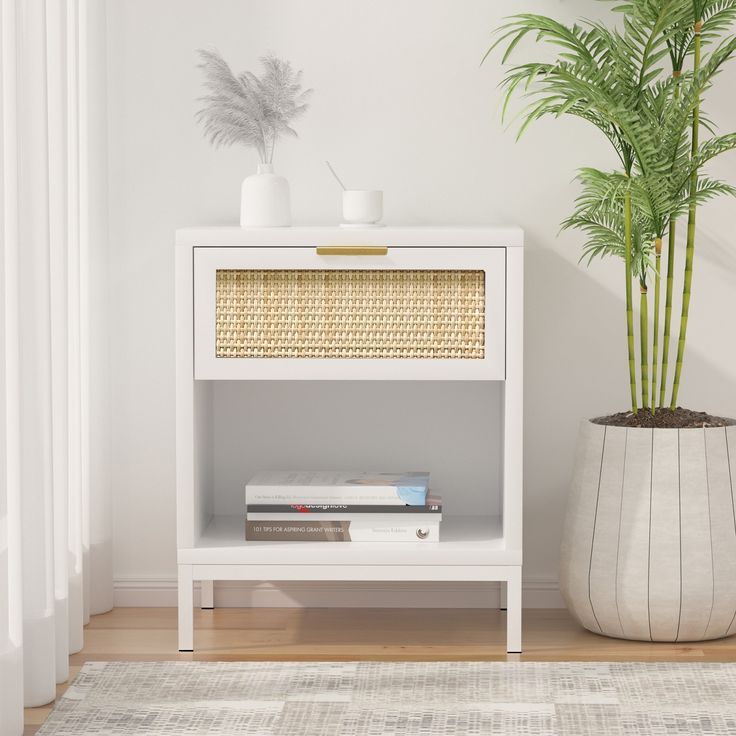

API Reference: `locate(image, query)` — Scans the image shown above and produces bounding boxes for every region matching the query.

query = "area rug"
[37,660,736,735]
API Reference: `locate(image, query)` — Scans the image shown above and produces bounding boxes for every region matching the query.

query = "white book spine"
[245,488,411,505]
[244,520,440,542]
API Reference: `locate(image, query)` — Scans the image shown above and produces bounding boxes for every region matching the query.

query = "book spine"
[245,520,440,542]
[246,503,442,515]
[245,488,426,506]
[247,512,443,523]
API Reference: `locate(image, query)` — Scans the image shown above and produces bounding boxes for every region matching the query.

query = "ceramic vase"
[240,163,291,227]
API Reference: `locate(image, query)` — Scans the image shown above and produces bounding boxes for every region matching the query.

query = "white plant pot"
[560,419,736,642]
[240,163,291,227]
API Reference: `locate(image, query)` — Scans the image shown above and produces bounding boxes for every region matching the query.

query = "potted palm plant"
[489,0,736,641]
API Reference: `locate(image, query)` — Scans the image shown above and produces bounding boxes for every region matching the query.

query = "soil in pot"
[592,407,735,429]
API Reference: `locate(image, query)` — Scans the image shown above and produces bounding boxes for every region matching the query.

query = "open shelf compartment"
[179,514,516,566]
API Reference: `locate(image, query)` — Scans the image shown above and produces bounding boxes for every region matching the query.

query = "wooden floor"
[24,607,736,734]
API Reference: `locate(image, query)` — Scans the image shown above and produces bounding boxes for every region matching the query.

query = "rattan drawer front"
[215,269,485,360]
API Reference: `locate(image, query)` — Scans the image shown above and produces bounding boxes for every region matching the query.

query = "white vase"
[560,419,736,642]
[240,163,291,227]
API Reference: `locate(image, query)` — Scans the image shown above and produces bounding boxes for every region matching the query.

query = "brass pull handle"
[316,246,388,256]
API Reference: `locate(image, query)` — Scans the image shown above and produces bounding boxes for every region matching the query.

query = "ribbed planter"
[560,419,736,642]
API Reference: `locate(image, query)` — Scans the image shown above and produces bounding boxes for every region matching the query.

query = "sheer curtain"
[0,0,111,733]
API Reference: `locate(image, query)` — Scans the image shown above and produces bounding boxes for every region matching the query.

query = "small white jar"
[342,190,383,225]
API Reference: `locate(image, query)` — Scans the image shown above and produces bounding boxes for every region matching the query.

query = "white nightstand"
[175,226,524,652]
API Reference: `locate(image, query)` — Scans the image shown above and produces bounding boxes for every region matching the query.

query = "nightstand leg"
[178,564,194,652]
[506,567,522,654]
[201,580,214,609]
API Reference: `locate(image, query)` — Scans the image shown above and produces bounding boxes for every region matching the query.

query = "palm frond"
[691,132,736,168]
[617,1,690,87]
[701,0,736,38]
[489,3,736,256]
[563,168,657,278]
[690,175,736,203]
[668,0,736,66]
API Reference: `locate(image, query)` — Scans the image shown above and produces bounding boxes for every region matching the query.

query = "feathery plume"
[196,50,312,163]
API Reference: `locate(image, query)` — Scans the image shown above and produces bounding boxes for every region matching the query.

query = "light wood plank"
[57,607,736,663]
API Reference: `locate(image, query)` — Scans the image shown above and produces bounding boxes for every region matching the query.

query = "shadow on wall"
[696,222,736,274]
[523,244,621,579]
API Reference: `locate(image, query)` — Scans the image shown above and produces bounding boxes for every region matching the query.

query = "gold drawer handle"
[316,246,388,256]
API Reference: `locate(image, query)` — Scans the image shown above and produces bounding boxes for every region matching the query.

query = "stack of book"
[244,471,441,542]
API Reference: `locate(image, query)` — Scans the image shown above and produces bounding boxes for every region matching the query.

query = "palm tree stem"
[659,71,680,409]
[671,21,702,409]
[640,280,650,411]
[624,190,638,414]
[651,239,662,414]
[660,220,676,408]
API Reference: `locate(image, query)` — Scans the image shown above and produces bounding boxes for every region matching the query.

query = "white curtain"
[0,0,111,732]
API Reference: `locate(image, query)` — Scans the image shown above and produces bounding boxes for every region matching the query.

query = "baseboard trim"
[113,578,564,609]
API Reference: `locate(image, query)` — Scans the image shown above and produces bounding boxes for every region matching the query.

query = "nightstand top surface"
[175,225,524,248]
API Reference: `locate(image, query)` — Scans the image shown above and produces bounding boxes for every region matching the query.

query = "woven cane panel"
[215,269,485,359]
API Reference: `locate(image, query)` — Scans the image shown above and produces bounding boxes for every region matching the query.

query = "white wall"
[105,0,736,606]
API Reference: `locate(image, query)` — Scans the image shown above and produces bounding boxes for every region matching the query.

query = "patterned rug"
[37,660,736,735]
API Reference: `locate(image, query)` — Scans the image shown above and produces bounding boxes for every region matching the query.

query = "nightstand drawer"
[193,247,506,380]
